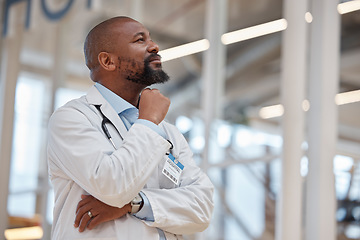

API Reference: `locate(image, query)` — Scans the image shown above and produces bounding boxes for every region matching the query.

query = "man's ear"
[98,52,116,71]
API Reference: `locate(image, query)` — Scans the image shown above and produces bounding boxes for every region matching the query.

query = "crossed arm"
[74,194,131,232]
[73,135,214,235]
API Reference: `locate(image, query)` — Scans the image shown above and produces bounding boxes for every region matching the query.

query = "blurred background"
[0,0,360,239]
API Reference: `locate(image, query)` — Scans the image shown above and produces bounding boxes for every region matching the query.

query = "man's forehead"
[111,19,149,38]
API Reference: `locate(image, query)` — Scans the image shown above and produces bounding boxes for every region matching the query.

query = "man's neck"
[100,81,145,107]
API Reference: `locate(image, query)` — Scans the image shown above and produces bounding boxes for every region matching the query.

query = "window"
[8,76,47,218]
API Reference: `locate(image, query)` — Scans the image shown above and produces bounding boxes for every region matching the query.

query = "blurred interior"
[0,0,360,239]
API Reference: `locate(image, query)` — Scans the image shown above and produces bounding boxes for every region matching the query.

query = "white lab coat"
[47,86,214,240]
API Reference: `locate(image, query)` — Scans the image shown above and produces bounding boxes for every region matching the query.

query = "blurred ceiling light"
[335,90,360,105]
[5,226,43,240]
[158,1,359,63]
[221,18,288,45]
[217,124,232,148]
[305,12,313,23]
[334,155,354,172]
[259,100,310,119]
[259,104,284,119]
[159,19,287,61]
[159,39,210,62]
[302,99,310,111]
[190,136,205,152]
[337,0,360,14]
[260,89,360,120]
[235,128,253,147]
[300,156,309,177]
[175,115,193,133]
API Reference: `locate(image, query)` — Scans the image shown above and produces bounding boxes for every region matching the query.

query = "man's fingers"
[77,209,100,232]
[74,203,95,227]
[74,206,87,228]
[87,214,104,230]
[141,87,151,93]
[76,195,92,213]
[141,88,159,95]
[150,88,160,93]
[78,213,92,232]
[74,194,129,232]
[138,88,170,124]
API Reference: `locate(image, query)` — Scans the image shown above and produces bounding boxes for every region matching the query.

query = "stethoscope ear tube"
[94,104,122,148]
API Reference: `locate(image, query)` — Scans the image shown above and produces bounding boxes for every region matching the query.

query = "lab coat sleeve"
[47,105,171,208]
[141,126,214,235]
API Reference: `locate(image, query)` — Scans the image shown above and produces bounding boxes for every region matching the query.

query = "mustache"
[145,53,161,63]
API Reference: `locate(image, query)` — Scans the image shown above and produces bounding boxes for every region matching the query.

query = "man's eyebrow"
[133,32,146,38]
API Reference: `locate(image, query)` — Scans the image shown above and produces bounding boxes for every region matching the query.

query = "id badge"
[162,153,184,185]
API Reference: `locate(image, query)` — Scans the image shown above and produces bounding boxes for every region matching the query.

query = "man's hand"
[138,88,170,125]
[74,195,131,232]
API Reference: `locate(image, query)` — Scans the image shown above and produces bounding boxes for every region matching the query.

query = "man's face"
[112,20,169,86]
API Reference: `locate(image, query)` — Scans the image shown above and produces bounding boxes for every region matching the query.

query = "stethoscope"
[95,105,122,149]
[94,103,174,153]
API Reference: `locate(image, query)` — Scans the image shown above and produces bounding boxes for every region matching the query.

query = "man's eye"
[135,38,144,42]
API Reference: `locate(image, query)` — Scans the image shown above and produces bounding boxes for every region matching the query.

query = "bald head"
[84,16,136,72]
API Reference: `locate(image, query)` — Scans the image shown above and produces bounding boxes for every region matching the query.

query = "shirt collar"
[94,83,136,114]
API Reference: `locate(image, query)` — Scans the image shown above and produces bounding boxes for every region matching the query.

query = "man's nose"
[147,41,159,53]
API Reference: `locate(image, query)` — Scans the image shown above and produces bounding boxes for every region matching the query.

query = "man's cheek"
[118,57,143,72]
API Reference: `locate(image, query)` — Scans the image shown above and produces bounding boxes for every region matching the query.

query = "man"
[47,16,214,240]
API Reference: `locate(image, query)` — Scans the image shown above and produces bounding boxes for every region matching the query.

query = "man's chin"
[126,73,169,86]
[125,62,169,86]
[149,62,162,70]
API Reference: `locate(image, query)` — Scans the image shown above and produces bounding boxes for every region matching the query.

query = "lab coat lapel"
[86,85,128,139]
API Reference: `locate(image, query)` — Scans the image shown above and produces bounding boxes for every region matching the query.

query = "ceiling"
[5,0,360,155]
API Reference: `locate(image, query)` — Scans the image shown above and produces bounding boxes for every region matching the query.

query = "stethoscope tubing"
[94,105,122,149]
[94,104,174,154]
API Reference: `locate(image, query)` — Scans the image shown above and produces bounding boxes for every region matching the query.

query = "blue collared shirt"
[95,83,166,138]
[95,83,166,239]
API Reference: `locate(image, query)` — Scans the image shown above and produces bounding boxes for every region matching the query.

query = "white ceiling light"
[335,89,360,105]
[159,39,210,62]
[337,0,360,14]
[221,18,288,45]
[259,104,284,119]
[259,89,360,120]
[302,99,310,111]
[158,1,359,62]
[259,100,310,119]
[5,226,43,240]
[305,12,313,23]
[159,19,288,62]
